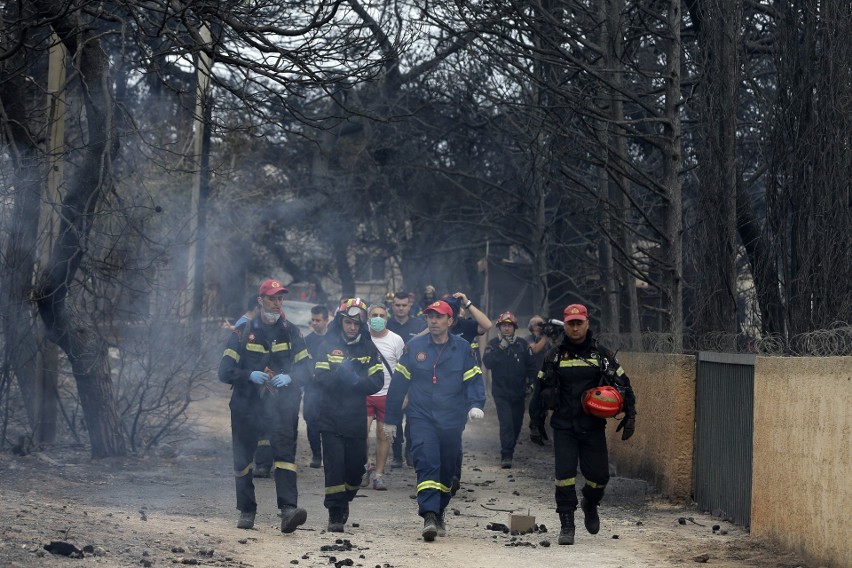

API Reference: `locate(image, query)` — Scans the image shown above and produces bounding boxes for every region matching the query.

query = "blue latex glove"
[337,359,360,385]
[249,371,268,385]
[271,373,292,388]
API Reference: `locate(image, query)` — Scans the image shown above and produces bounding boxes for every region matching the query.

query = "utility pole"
[34,37,67,444]
[187,25,213,345]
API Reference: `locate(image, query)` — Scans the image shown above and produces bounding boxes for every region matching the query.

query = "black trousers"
[552,426,609,513]
[391,410,409,460]
[493,390,526,460]
[321,431,367,510]
[231,393,300,513]
[302,384,322,458]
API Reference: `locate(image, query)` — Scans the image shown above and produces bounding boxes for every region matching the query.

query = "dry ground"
[0,382,812,568]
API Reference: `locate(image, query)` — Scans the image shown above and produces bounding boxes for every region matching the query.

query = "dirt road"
[0,383,809,567]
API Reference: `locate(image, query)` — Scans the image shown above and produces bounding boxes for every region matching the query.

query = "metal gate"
[694,352,755,529]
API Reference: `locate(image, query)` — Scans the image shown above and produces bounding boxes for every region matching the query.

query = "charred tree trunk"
[0,70,44,431]
[33,7,126,458]
[660,0,684,350]
[692,0,741,338]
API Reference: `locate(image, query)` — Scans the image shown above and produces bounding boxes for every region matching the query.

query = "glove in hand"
[616,416,636,440]
[271,373,292,388]
[338,359,360,385]
[383,423,397,441]
[249,370,268,385]
[529,425,545,446]
[468,408,484,421]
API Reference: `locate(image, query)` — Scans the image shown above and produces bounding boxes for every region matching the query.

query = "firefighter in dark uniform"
[313,298,384,532]
[482,311,539,469]
[384,300,486,542]
[218,279,312,533]
[528,304,637,545]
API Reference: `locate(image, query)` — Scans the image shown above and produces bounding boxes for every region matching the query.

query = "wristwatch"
[464,300,473,309]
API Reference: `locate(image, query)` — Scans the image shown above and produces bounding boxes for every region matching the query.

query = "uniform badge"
[331,349,344,357]
[415,352,427,362]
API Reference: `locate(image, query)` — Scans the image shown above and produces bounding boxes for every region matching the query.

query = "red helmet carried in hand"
[581,385,624,418]
[496,311,519,327]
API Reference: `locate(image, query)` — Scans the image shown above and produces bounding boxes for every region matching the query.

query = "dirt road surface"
[0,382,811,567]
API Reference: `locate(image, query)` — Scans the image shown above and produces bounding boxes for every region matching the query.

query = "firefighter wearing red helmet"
[528,303,637,546]
[482,310,538,469]
[313,298,385,532]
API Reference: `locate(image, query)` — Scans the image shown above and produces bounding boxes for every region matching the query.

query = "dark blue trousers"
[408,416,462,516]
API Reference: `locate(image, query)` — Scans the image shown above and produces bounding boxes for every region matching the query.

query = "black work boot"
[422,512,438,542]
[436,509,447,537]
[237,510,256,530]
[280,506,307,533]
[557,512,575,545]
[580,498,600,534]
[327,508,345,533]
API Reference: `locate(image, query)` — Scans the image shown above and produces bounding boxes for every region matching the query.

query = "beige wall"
[751,357,852,568]
[606,353,696,502]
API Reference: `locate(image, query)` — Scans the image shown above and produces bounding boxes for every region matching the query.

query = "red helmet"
[581,385,624,418]
[496,311,518,327]
[337,297,368,322]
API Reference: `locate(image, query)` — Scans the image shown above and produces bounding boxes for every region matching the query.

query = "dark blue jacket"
[385,333,485,431]
[313,321,384,437]
[217,316,312,414]
[482,335,538,396]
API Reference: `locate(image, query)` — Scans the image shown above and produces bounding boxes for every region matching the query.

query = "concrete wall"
[751,357,852,568]
[606,352,696,502]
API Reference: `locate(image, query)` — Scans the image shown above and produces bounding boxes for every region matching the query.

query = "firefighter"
[528,304,637,545]
[313,298,384,532]
[482,311,539,469]
[218,279,312,533]
[384,300,486,542]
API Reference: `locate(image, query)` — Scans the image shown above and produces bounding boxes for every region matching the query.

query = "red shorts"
[366,395,387,422]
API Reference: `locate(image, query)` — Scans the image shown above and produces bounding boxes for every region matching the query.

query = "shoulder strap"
[372,343,394,377]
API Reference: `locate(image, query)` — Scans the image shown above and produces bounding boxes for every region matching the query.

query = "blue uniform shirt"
[385,333,485,431]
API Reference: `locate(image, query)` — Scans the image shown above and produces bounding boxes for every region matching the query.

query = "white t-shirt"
[370,329,405,396]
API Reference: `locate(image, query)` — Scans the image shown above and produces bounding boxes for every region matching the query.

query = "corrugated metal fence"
[693,352,755,529]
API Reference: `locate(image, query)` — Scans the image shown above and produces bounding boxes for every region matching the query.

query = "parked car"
[281,300,315,335]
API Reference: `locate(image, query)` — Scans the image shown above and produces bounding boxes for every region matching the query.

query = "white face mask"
[260,308,280,324]
[369,317,386,332]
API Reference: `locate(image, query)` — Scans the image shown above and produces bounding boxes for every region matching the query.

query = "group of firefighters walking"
[218,279,637,546]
